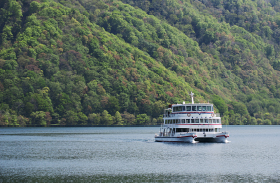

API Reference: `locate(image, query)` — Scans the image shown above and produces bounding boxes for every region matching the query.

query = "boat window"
[213,119,216,123]
[200,119,203,123]
[195,119,199,123]
[183,128,189,132]
[186,106,191,111]
[217,119,220,123]
[206,129,209,132]
[197,106,202,111]
[181,119,185,123]
[186,119,190,123]
[202,106,206,111]
[205,119,208,123]
[207,106,211,111]
[209,119,212,123]
[192,106,196,111]
[215,128,217,132]
[173,106,185,112]
[191,119,195,123]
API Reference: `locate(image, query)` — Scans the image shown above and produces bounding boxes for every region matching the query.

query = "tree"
[64,110,79,125]
[30,111,46,126]
[212,95,228,115]
[78,112,88,125]
[136,114,149,125]
[106,96,120,115]
[231,102,249,116]
[101,110,113,125]
[88,113,101,125]
[114,111,123,125]
[121,111,136,125]
[263,119,272,125]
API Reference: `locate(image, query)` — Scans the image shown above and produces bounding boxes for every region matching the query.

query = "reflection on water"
[1,174,280,183]
[0,126,280,182]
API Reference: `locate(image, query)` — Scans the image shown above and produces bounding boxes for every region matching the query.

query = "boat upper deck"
[166,103,214,113]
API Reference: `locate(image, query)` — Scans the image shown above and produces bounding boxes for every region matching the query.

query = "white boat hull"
[155,133,197,143]
[155,132,229,143]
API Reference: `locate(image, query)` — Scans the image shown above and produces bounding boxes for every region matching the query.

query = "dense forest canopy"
[1,0,280,126]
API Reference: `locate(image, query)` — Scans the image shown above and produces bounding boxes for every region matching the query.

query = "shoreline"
[0,124,161,127]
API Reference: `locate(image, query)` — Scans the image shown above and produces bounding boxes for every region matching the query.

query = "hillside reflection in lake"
[0,126,279,182]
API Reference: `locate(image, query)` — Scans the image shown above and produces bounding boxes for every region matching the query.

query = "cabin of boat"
[163,102,222,133]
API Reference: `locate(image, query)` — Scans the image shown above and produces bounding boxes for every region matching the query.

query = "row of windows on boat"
[172,128,221,132]
[172,106,213,112]
[165,118,221,124]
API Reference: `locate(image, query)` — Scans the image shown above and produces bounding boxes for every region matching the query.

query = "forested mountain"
[1,0,280,126]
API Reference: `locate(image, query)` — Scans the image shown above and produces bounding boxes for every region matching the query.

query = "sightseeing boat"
[155,92,229,143]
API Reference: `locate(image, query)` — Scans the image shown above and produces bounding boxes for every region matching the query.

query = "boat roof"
[171,103,213,105]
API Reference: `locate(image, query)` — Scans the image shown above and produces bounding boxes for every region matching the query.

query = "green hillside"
[1,0,280,126]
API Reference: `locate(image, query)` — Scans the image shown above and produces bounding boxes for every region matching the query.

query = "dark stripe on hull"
[195,137,226,143]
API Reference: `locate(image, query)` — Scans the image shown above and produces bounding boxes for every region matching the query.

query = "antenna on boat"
[189,92,194,104]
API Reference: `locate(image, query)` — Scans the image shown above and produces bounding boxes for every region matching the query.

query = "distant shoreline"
[0,125,161,127]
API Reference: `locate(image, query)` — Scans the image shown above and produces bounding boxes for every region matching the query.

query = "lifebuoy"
[187,113,191,117]
[211,113,214,117]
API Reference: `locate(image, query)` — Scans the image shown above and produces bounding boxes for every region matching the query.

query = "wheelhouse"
[172,104,214,112]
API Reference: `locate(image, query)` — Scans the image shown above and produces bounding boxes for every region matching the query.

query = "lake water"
[0,126,279,182]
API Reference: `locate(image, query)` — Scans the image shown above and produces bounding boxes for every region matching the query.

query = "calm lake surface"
[0,126,280,182]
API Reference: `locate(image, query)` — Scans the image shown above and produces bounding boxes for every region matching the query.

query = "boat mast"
[189,92,194,104]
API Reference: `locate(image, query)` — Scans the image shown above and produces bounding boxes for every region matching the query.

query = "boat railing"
[163,114,176,117]
[158,131,174,137]
[164,113,221,117]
